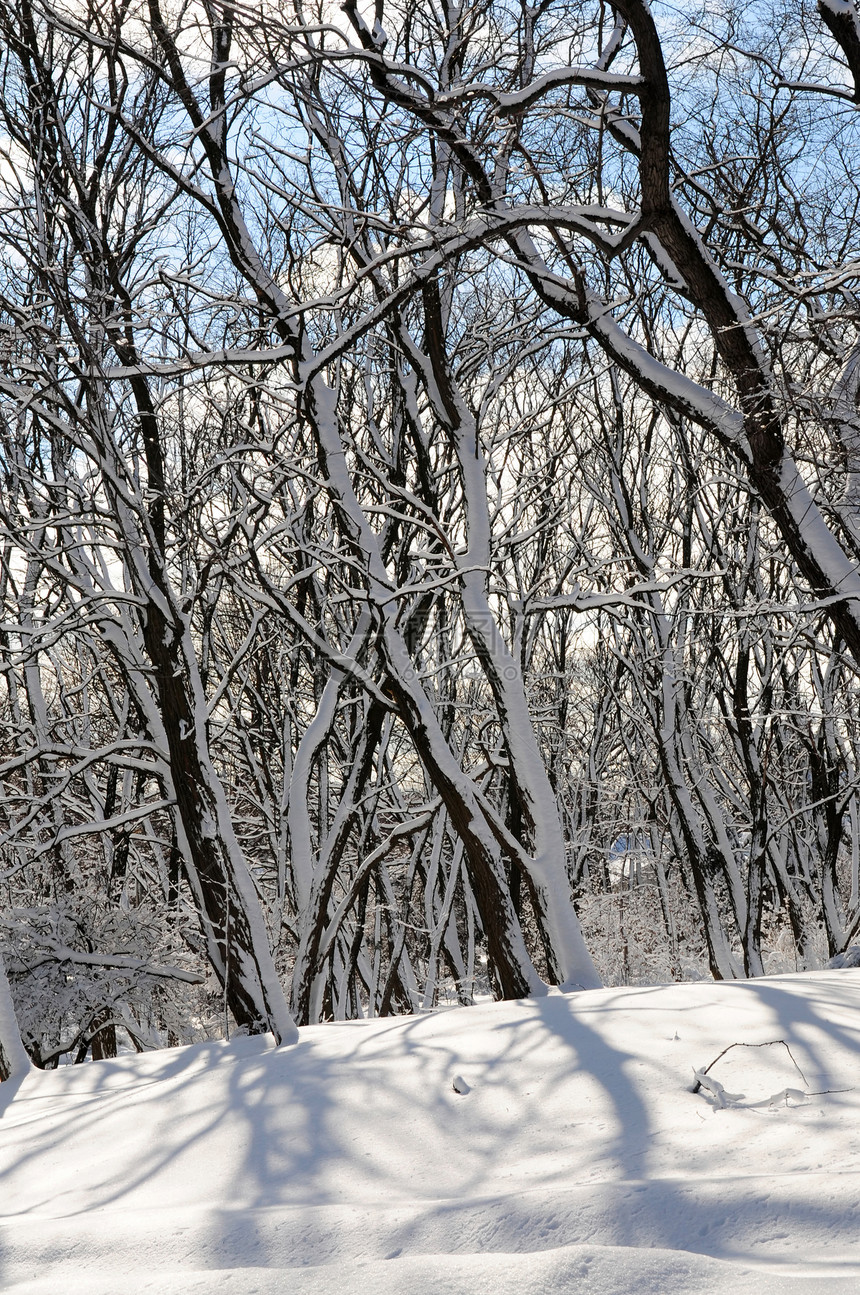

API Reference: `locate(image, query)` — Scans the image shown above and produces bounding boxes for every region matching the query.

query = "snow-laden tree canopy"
[3,0,860,1062]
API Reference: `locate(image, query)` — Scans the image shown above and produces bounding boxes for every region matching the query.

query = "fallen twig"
[690,1039,808,1094]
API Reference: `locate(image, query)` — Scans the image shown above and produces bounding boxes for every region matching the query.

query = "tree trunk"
[0,953,31,1083]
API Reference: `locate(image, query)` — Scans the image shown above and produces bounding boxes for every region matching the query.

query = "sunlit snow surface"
[3,971,860,1293]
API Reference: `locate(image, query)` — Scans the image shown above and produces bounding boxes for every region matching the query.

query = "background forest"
[3,0,860,1071]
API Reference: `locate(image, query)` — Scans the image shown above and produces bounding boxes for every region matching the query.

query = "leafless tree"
[5,0,860,1061]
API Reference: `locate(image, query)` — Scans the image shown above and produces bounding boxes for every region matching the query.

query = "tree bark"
[0,953,31,1083]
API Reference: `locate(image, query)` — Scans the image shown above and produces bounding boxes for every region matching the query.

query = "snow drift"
[2,971,860,1293]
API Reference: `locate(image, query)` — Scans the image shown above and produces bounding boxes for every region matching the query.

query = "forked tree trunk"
[139,599,298,1044]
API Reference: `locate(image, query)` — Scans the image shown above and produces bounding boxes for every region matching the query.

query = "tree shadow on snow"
[1,976,860,1281]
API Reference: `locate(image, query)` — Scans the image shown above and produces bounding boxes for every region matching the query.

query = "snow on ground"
[3,970,860,1293]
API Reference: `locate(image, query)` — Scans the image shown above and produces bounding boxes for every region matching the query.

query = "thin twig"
[690,1039,808,1094]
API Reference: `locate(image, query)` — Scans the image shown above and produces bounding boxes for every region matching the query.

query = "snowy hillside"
[3,971,860,1294]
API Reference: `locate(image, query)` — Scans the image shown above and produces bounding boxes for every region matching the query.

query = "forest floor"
[2,970,860,1293]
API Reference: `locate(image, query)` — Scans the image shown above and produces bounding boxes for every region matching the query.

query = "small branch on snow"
[690,1039,809,1094]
